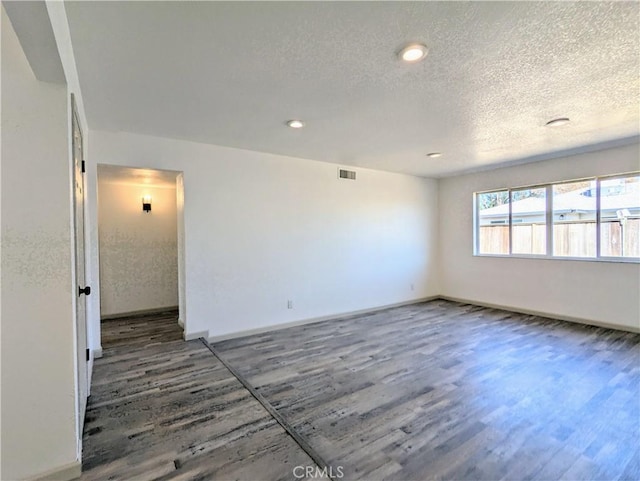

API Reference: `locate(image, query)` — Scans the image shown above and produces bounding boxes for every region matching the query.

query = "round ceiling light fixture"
[545,117,570,127]
[286,119,305,129]
[426,152,442,158]
[398,43,429,63]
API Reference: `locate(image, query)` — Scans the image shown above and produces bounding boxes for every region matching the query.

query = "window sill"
[473,253,640,264]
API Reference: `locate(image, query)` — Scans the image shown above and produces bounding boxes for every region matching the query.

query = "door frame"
[71,93,89,442]
[94,164,186,333]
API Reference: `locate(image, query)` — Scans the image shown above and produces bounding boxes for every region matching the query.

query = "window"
[474,172,640,262]
[600,175,640,258]
[552,180,595,258]
[477,190,509,255]
[512,187,546,255]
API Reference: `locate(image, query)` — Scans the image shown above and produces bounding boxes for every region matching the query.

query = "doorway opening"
[96,165,186,343]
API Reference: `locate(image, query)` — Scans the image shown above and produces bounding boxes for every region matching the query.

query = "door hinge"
[81,160,86,173]
[86,348,90,361]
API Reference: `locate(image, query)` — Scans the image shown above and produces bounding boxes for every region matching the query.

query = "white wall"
[98,180,178,316]
[439,143,640,331]
[177,173,187,326]
[1,7,78,479]
[88,130,440,339]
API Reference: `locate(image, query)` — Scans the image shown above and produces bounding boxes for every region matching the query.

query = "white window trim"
[474,171,640,264]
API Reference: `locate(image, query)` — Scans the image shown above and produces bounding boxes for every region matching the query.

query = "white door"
[72,94,89,433]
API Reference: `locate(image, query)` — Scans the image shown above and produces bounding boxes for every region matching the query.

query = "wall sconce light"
[142,195,152,213]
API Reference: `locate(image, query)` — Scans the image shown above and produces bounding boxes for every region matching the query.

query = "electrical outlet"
[287,300,293,309]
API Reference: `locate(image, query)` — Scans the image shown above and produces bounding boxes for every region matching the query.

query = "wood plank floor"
[81,312,324,480]
[83,301,640,480]
[215,300,640,481]
[98,309,184,349]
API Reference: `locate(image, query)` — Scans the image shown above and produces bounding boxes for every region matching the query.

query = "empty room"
[1,2,639,481]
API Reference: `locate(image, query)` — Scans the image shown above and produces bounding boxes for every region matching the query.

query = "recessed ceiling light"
[426,152,442,158]
[545,117,570,127]
[286,120,305,129]
[398,43,429,63]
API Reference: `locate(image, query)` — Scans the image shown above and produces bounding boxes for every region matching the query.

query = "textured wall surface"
[1,7,78,479]
[98,181,178,316]
[88,130,440,339]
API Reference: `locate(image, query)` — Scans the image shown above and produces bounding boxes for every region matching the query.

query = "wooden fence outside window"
[479,219,640,257]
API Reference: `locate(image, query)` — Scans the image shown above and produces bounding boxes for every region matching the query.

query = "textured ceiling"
[66,1,639,178]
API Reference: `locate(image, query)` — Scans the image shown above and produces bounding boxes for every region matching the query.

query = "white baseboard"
[93,346,103,359]
[438,295,640,334]
[178,317,185,328]
[208,296,439,343]
[180,295,637,344]
[26,461,81,481]
[184,330,209,341]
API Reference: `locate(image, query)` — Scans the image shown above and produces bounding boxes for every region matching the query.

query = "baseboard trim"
[208,296,439,343]
[101,305,179,321]
[178,317,185,328]
[26,461,81,481]
[185,330,209,341]
[93,346,103,359]
[438,295,640,334]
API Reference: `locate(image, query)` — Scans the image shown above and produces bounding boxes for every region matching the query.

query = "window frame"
[473,171,640,263]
